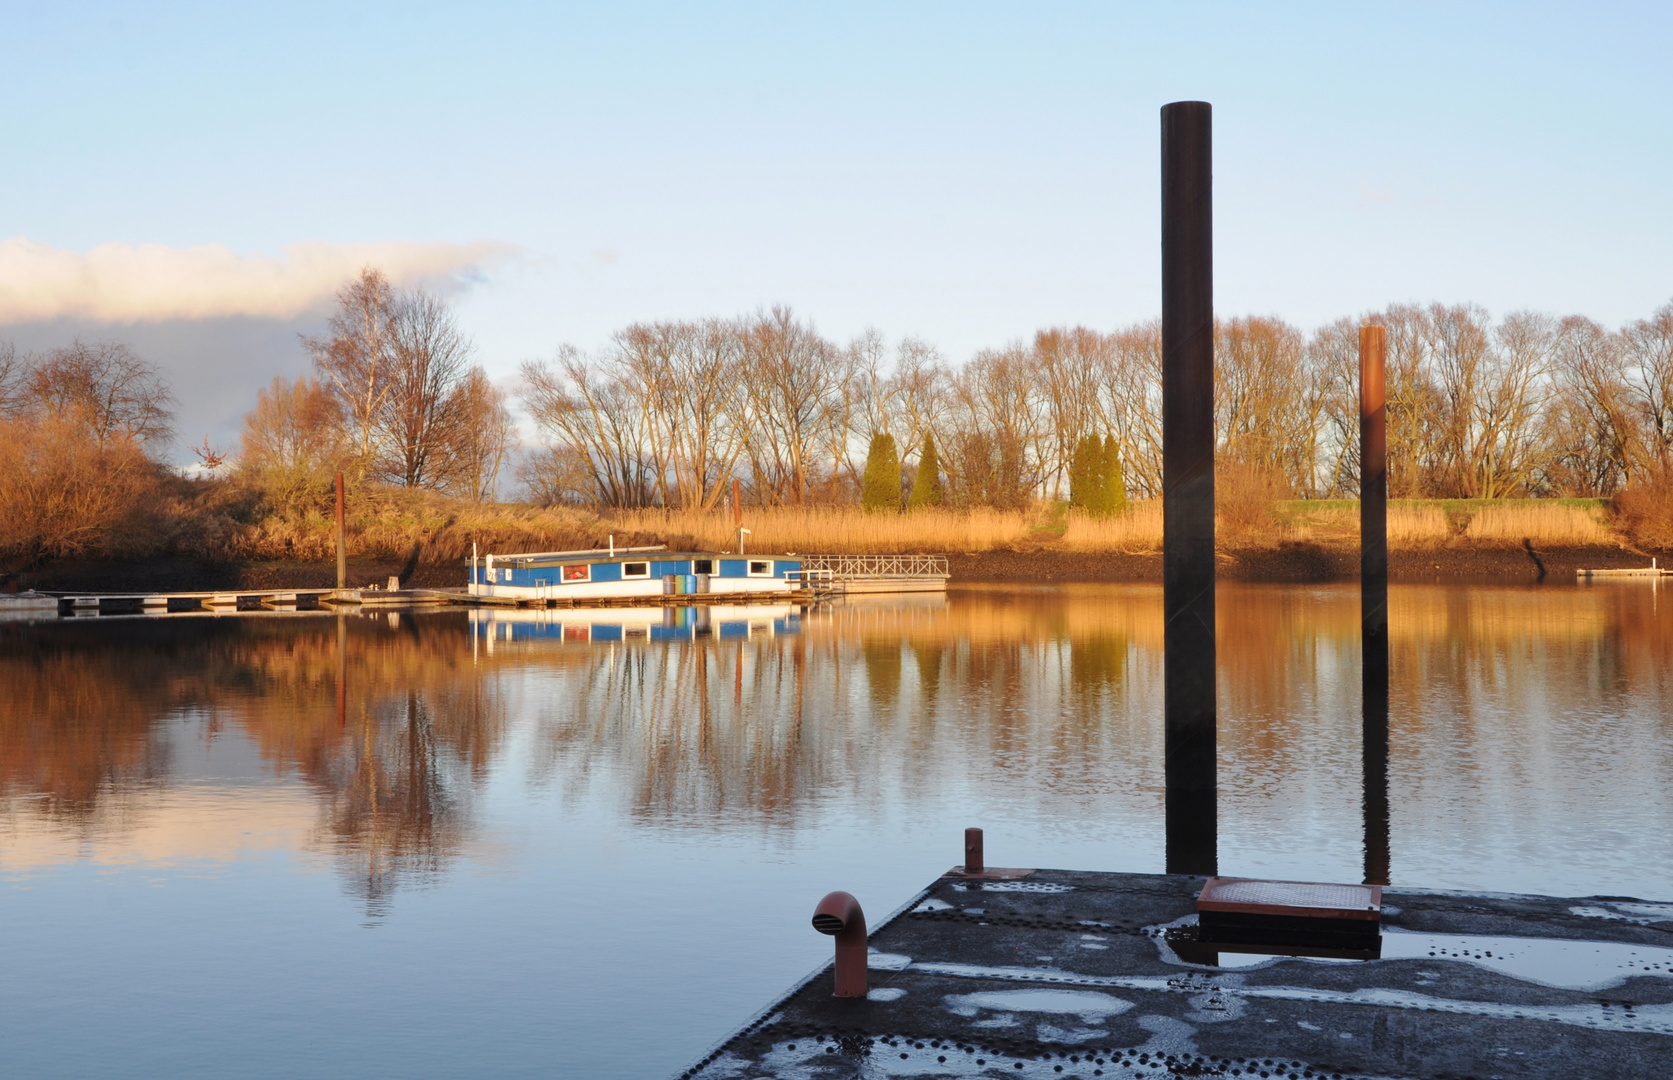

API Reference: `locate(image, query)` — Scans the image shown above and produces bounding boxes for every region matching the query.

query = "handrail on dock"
[796,554,949,579]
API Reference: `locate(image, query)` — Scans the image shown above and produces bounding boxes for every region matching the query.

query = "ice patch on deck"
[712,1037,1425,1080]
[868,949,912,970]
[866,986,907,1002]
[912,896,954,913]
[950,880,1074,893]
[1379,926,1673,990]
[1149,912,1673,992]
[1572,901,1673,925]
[944,989,1134,1023]
[910,959,1673,1035]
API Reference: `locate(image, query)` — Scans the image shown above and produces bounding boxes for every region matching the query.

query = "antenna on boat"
[609,534,615,557]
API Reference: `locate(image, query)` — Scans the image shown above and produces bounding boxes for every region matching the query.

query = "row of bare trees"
[520,300,1673,508]
[240,268,516,508]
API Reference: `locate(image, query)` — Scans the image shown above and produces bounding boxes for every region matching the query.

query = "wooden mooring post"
[1161,100,1217,876]
[1360,324,1391,885]
[335,472,347,590]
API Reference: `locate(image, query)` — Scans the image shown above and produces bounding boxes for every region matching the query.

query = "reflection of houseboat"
[468,546,807,604]
[469,603,800,650]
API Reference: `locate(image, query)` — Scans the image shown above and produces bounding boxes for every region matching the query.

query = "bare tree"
[0,341,24,419]
[742,306,843,505]
[1623,300,1673,471]
[1471,311,1556,498]
[384,289,474,487]
[1033,327,1108,499]
[436,367,515,502]
[1544,317,1642,495]
[1099,322,1163,499]
[238,376,347,510]
[522,346,656,508]
[305,267,398,472]
[23,340,174,450]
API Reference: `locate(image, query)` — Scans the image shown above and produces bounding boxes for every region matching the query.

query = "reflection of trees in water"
[0,615,505,910]
[522,585,1673,830]
[524,597,1170,827]
[5,586,1670,885]
[0,621,193,824]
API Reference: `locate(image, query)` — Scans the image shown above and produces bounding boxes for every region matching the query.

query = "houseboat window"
[562,564,591,582]
[622,562,649,577]
[693,559,714,575]
[747,560,771,576]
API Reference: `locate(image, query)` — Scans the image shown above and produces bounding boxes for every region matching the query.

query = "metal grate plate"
[1198,877,1382,921]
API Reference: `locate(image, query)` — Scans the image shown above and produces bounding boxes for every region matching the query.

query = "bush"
[1613,471,1673,551]
[0,416,165,563]
[1216,460,1288,539]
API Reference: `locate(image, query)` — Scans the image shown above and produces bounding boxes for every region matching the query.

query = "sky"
[3,1,1670,459]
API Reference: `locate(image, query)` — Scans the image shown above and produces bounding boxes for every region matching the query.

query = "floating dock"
[681,866,1673,1080]
[36,587,457,615]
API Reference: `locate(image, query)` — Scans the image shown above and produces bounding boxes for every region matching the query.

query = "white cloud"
[0,237,516,324]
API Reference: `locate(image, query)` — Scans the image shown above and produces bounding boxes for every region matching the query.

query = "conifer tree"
[861,432,901,511]
[1100,434,1128,515]
[906,430,943,508]
[1068,434,1097,509]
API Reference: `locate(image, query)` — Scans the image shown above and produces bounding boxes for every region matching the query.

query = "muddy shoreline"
[949,543,1663,584]
[13,542,1664,595]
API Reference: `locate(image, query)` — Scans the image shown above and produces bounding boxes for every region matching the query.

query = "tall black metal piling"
[1360,324,1391,885]
[1161,101,1217,875]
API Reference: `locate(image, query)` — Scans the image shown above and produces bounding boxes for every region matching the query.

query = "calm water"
[2,583,1670,1077]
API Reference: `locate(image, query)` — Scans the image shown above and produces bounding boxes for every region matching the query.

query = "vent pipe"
[811,891,867,997]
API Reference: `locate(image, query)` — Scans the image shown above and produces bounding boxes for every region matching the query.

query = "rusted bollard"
[964,828,984,874]
[811,891,867,998]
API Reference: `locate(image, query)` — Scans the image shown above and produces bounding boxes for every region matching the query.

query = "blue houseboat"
[468,545,807,603]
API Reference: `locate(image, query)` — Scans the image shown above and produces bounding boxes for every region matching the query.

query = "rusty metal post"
[1360,325,1391,885]
[335,472,347,590]
[1161,100,1217,876]
[964,827,984,874]
[811,891,867,997]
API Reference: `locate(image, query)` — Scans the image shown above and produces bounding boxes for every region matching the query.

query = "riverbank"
[950,542,1664,583]
[8,489,1667,593]
[16,541,1663,595]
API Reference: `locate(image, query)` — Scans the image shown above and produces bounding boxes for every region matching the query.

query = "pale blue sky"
[4,2,1670,452]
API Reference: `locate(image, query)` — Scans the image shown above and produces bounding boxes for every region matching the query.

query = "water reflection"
[3,583,1672,899]
[0,616,503,911]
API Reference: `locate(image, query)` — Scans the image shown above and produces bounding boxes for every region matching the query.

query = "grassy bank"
[9,481,1665,593]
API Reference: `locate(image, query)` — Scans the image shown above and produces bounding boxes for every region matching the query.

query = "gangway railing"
[795,554,949,579]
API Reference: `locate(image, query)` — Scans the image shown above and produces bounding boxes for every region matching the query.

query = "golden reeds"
[600,506,1037,554]
[1060,502,1163,551]
[1463,503,1612,547]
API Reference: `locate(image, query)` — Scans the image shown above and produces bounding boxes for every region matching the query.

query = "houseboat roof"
[472,547,799,568]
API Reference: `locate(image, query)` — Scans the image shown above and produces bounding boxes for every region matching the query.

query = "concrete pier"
[683,868,1673,1079]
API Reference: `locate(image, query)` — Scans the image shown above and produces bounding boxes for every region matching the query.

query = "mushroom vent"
[811,912,846,935]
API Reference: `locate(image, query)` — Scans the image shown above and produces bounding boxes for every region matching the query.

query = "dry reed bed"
[223,492,1627,564]
[600,506,1036,554]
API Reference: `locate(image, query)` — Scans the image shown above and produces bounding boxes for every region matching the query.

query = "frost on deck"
[680,870,1673,1080]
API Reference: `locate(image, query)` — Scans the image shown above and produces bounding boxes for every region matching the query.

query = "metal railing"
[796,554,949,579]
